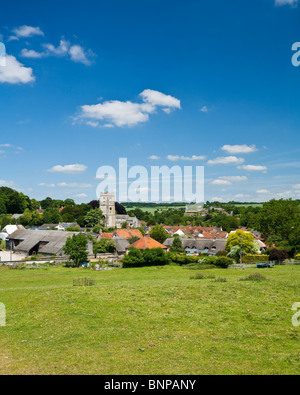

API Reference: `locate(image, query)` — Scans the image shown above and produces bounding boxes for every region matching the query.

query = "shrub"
[214,257,233,268]
[215,277,227,283]
[269,249,289,263]
[190,273,216,280]
[190,273,206,280]
[295,254,300,261]
[239,273,267,282]
[122,248,170,268]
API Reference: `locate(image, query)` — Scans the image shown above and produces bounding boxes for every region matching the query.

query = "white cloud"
[140,89,181,112]
[0,180,14,186]
[20,49,45,59]
[0,55,35,84]
[149,155,160,160]
[38,183,55,188]
[86,121,99,128]
[257,189,269,194]
[293,184,300,190]
[57,182,92,188]
[75,193,88,198]
[47,164,87,173]
[211,179,232,185]
[200,106,209,113]
[221,144,258,154]
[21,39,94,66]
[208,156,245,165]
[69,45,93,66]
[234,194,246,199]
[78,90,181,127]
[219,176,248,182]
[275,0,298,7]
[10,25,44,40]
[211,197,223,201]
[167,155,206,162]
[238,165,267,172]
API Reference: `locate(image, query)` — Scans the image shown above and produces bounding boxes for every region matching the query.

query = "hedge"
[242,255,269,264]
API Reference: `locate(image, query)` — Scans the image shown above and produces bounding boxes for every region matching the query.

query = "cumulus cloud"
[275,0,298,7]
[211,176,248,185]
[149,155,160,160]
[167,155,206,162]
[221,144,258,154]
[257,189,270,194]
[78,90,181,127]
[75,193,88,198]
[57,182,92,188]
[47,164,87,173]
[21,39,94,66]
[238,165,267,172]
[0,55,35,84]
[140,89,181,112]
[200,106,209,113]
[219,176,248,182]
[10,25,44,40]
[0,180,15,186]
[211,179,232,185]
[207,156,245,165]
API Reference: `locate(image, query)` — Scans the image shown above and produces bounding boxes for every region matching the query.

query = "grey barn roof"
[8,229,77,255]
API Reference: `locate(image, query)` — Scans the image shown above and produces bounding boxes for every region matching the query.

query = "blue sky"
[1,0,300,203]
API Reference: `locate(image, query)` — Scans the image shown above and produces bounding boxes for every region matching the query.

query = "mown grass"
[0,265,299,375]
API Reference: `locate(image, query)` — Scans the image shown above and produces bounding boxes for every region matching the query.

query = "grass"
[0,265,300,375]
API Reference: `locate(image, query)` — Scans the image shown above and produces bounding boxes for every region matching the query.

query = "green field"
[0,265,299,375]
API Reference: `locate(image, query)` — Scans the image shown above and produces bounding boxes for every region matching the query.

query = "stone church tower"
[100,192,116,228]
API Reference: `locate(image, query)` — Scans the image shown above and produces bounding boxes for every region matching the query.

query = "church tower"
[99,192,116,228]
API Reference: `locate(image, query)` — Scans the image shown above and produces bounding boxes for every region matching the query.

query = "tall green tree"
[63,234,88,267]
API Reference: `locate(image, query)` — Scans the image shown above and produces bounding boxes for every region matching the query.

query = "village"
[0,191,270,268]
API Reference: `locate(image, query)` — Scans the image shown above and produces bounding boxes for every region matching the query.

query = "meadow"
[0,264,299,375]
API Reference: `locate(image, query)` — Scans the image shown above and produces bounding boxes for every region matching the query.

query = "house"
[12,214,23,221]
[163,238,227,256]
[7,229,78,256]
[126,235,168,252]
[56,223,79,231]
[114,238,130,256]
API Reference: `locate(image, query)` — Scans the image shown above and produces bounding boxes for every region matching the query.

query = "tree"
[226,231,256,254]
[269,249,289,264]
[149,225,169,244]
[43,208,61,224]
[169,236,185,254]
[63,234,88,267]
[84,208,103,227]
[121,222,128,229]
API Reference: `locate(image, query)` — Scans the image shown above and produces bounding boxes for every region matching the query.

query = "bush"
[215,277,227,283]
[190,273,216,280]
[269,249,289,263]
[294,254,300,261]
[242,255,269,264]
[239,273,267,282]
[214,257,233,268]
[122,248,170,268]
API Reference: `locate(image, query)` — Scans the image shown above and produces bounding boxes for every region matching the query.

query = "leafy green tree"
[63,234,88,267]
[84,208,103,227]
[149,225,169,244]
[43,208,61,224]
[169,236,185,254]
[225,231,256,254]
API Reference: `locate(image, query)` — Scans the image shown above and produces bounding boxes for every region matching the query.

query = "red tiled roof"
[127,235,167,250]
[101,233,114,239]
